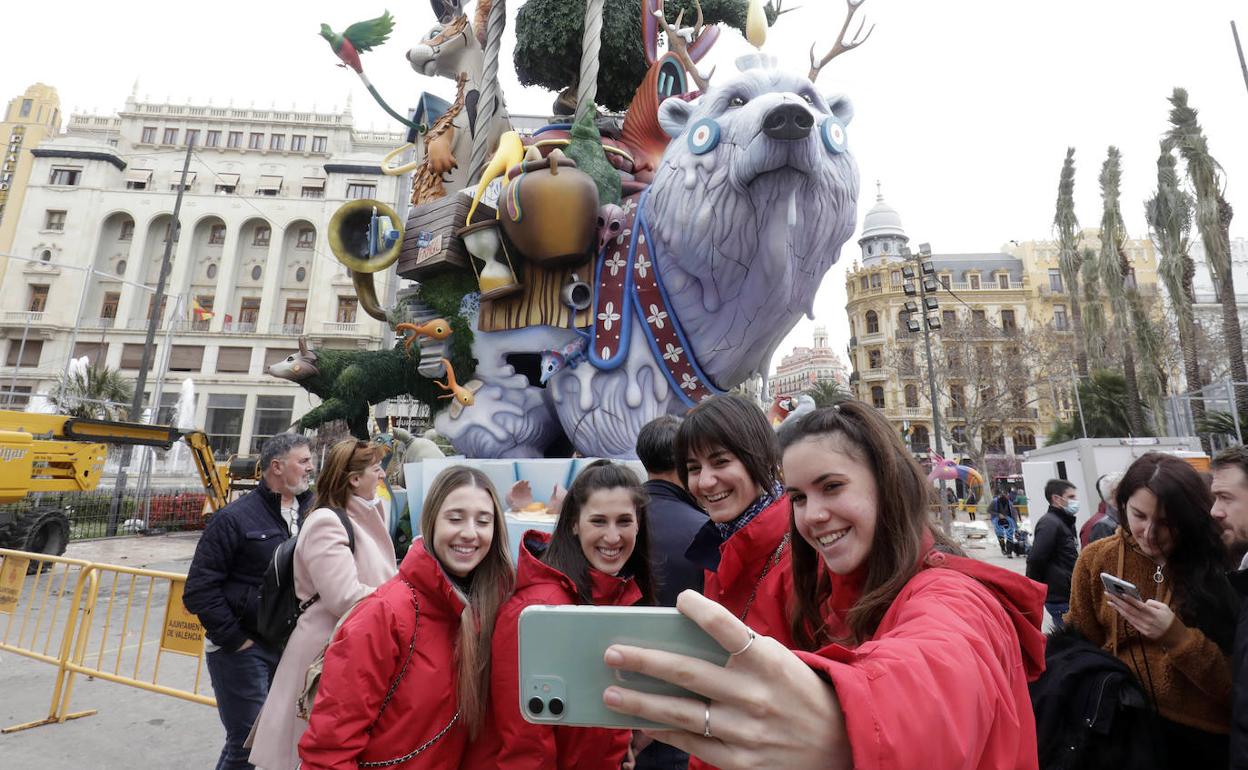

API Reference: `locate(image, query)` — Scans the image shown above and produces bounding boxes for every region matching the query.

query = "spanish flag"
[191,298,214,321]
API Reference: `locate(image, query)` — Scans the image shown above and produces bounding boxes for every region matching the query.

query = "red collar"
[399,542,467,618]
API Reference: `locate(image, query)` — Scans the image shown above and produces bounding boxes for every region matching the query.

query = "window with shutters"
[910,425,930,452]
[296,228,314,248]
[27,285,49,312]
[968,274,981,290]
[253,225,271,246]
[71,342,105,366]
[269,134,284,151]
[870,386,885,409]
[208,224,226,245]
[249,132,264,150]
[44,210,65,231]
[185,129,200,147]
[6,340,42,367]
[49,167,81,186]
[216,346,252,373]
[291,135,306,152]
[120,343,145,369]
[119,220,135,240]
[997,273,1010,289]
[141,126,157,143]
[904,384,919,408]
[146,295,167,322]
[1048,269,1063,292]
[100,292,120,320]
[251,396,295,453]
[205,394,247,459]
[169,345,204,372]
[283,300,306,329]
[227,131,243,149]
[336,296,358,323]
[205,130,221,148]
[311,135,327,153]
[346,182,376,200]
[238,297,260,325]
[1000,309,1017,334]
[162,128,178,145]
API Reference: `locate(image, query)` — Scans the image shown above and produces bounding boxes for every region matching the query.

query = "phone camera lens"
[527,697,545,715]
[548,698,565,716]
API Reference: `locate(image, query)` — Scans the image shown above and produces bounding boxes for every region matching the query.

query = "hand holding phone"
[1100,572,1143,602]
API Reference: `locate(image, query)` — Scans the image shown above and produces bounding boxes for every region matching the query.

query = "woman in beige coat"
[249,439,398,770]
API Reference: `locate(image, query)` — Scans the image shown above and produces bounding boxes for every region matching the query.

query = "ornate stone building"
[0,88,406,457]
[844,189,1161,464]
[769,326,848,400]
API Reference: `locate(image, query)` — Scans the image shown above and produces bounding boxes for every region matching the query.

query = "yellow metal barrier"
[0,548,99,732]
[0,547,215,734]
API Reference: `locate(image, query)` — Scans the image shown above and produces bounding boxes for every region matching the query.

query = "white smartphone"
[517,605,729,730]
[1100,572,1144,602]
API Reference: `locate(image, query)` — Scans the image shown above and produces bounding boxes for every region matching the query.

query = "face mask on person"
[1064,499,1081,515]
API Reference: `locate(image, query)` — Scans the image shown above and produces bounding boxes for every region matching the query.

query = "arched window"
[1013,428,1037,453]
[865,310,879,334]
[911,425,930,451]
[904,383,919,408]
[870,386,885,409]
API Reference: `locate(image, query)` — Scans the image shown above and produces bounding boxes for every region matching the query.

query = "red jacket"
[795,549,1047,770]
[298,544,467,770]
[695,494,795,645]
[470,530,643,770]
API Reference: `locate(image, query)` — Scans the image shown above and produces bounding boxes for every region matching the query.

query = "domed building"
[857,184,909,265]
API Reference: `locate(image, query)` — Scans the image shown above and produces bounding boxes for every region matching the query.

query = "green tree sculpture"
[513,0,781,112]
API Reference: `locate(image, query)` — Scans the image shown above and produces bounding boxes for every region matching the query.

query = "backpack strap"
[329,507,356,553]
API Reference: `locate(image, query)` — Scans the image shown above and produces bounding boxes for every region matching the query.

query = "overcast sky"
[4,0,1246,376]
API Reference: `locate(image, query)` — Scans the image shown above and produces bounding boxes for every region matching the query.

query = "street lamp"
[901,242,952,531]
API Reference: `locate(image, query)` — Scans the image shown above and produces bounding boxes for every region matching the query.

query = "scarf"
[716,481,784,541]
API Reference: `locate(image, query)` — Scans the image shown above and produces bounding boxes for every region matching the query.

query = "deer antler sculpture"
[808,0,874,82]
[652,0,716,91]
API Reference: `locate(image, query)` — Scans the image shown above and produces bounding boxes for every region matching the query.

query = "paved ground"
[0,522,1041,768]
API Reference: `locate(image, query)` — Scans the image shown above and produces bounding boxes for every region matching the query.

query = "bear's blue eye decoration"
[687,118,721,155]
[821,116,848,154]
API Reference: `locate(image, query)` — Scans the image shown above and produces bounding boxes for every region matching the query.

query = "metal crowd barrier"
[0,547,214,734]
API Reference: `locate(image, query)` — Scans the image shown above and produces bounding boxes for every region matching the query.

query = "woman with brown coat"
[1066,452,1238,766]
[249,439,398,770]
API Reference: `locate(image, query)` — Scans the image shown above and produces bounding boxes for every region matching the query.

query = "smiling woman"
[465,460,655,770]
[602,402,1048,770]
[296,465,515,770]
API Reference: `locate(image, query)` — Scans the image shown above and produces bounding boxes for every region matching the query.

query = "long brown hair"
[419,465,515,738]
[310,439,385,512]
[543,460,657,605]
[777,402,962,649]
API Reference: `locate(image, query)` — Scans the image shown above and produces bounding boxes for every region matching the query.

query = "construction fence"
[0,487,211,546]
[0,547,214,733]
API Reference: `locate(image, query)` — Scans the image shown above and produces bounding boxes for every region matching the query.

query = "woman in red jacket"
[602,402,1047,769]
[676,394,792,642]
[483,460,656,770]
[296,465,514,770]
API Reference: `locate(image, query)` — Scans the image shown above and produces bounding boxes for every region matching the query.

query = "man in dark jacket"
[184,433,313,770]
[634,415,707,770]
[1211,446,1248,769]
[1025,478,1079,632]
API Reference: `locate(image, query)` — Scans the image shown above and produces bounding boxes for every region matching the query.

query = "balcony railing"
[222,320,258,333]
[273,323,305,336]
[4,310,46,324]
[322,321,358,334]
[81,317,116,329]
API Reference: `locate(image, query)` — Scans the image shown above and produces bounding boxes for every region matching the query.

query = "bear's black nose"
[763,103,814,140]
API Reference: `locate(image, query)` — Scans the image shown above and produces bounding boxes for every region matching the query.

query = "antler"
[808,0,874,83]
[652,0,716,91]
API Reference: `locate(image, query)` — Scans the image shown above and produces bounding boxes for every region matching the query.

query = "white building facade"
[0,93,407,458]
[769,326,848,401]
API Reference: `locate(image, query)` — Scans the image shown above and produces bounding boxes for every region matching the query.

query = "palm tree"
[52,362,134,420]
[1167,88,1248,418]
[805,379,852,408]
[1145,142,1206,437]
[1079,245,1107,369]
[1097,147,1146,435]
[1053,147,1088,376]
[1048,370,1133,442]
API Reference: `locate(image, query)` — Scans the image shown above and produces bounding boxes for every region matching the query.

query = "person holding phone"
[1065,452,1237,766]
[601,402,1047,769]
[676,394,793,643]
[296,466,514,770]
[250,439,397,770]
[481,460,656,770]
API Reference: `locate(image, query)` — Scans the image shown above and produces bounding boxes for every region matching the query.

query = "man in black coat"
[1025,478,1079,632]
[634,415,708,770]
[1211,446,1248,769]
[183,433,313,770]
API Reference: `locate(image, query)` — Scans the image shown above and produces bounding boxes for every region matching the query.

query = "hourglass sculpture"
[457,219,522,300]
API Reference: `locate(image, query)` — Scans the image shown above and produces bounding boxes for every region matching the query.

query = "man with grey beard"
[184,433,314,770]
